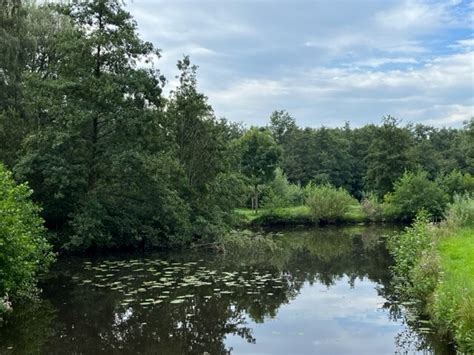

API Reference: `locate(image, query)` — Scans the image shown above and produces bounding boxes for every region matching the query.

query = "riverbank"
[388,196,474,352]
[434,227,474,350]
[235,205,369,226]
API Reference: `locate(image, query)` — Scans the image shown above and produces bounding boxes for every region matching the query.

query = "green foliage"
[262,168,304,209]
[268,110,296,144]
[239,128,280,187]
[305,184,359,223]
[444,194,474,229]
[388,198,474,352]
[0,0,472,255]
[238,128,280,211]
[252,206,313,226]
[433,227,474,352]
[365,116,414,197]
[1,2,244,251]
[361,193,385,222]
[0,164,55,311]
[436,170,474,200]
[386,170,448,220]
[387,212,438,302]
[281,126,353,191]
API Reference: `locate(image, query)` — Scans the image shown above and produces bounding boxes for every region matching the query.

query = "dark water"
[0,226,453,354]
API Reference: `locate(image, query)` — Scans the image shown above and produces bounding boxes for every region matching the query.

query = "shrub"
[444,194,474,228]
[436,170,474,200]
[252,206,313,226]
[387,211,435,291]
[361,193,384,222]
[262,168,304,209]
[386,170,448,220]
[0,164,55,312]
[305,184,358,223]
[388,200,474,352]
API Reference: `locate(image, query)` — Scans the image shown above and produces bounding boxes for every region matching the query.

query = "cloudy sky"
[126,0,474,128]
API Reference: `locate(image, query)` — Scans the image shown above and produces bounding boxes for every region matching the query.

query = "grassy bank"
[235,204,366,226]
[434,227,474,349]
[388,196,474,352]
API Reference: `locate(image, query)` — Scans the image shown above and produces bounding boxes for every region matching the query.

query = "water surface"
[0,225,453,354]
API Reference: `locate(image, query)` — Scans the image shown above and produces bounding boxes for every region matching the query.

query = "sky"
[126,0,474,128]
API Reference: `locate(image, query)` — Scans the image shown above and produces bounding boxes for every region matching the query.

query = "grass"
[235,204,367,226]
[433,227,474,351]
[388,195,474,352]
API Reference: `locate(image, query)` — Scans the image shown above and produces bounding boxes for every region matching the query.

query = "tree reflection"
[0,225,446,354]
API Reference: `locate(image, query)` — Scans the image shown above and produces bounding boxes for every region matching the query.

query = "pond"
[0,225,454,354]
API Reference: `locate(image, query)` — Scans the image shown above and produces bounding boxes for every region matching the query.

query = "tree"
[268,110,296,144]
[386,170,448,220]
[13,0,186,250]
[365,116,414,197]
[238,128,280,212]
[0,0,33,167]
[280,125,352,190]
[436,170,474,200]
[0,163,54,312]
[166,56,246,238]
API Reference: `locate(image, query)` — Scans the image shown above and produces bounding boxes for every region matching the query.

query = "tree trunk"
[253,185,259,214]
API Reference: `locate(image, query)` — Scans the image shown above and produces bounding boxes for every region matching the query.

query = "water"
[0,225,453,354]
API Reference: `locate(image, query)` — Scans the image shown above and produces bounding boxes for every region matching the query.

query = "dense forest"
[1,0,473,253]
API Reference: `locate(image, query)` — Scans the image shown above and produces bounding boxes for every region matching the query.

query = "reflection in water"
[0,225,453,354]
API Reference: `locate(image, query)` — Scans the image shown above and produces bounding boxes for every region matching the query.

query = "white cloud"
[450,38,474,51]
[206,51,474,126]
[124,0,473,127]
[350,57,419,68]
[421,104,474,126]
[375,0,448,31]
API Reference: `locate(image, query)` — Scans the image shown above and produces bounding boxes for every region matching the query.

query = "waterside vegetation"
[388,195,474,352]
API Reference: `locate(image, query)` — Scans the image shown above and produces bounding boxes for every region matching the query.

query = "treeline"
[1,0,473,256]
[268,111,473,199]
[250,112,474,223]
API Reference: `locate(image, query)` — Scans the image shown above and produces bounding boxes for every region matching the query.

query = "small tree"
[239,128,280,213]
[0,164,54,312]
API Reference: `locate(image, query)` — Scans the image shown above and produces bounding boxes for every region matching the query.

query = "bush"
[388,198,474,352]
[386,170,448,220]
[262,168,304,209]
[361,193,384,222]
[0,164,55,312]
[443,194,474,228]
[387,212,435,293]
[252,206,313,226]
[305,184,358,223]
[436,170,474,201]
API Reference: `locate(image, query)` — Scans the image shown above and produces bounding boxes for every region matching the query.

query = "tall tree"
[239,128,280,212]
[14,0,190,250]
[0,0,33,167]
[268,110,296,145]
[365,116,414,197]
[166,56,245,235]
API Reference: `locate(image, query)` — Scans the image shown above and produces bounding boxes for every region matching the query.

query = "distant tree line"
[268,111,473,199]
